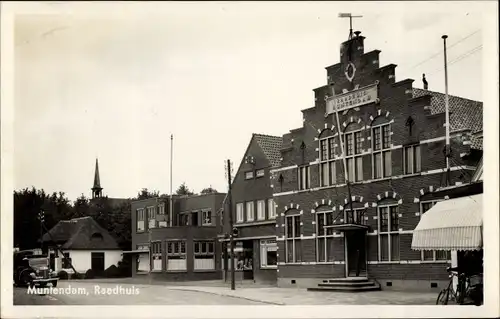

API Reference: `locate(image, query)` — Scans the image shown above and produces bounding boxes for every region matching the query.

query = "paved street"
[13,279,437,305]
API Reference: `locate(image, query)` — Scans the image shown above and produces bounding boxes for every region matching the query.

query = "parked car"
[13,250,58,288]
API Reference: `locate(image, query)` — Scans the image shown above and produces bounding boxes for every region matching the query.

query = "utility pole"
[170,134,174,226]
[226,159,235,290]
[442,35,451,187]
[39,210,45,251]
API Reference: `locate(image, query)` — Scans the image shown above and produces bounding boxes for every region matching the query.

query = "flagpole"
[170,134,174,226]
[442,35,451,186]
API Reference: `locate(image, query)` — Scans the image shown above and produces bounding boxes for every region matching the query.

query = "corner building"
[270,32,483,291]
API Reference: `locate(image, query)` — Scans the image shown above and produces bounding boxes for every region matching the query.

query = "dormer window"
[245,171,254,180]
[256,169,265,177]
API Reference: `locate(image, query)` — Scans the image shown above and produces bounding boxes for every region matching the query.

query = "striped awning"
[411,194,483,251]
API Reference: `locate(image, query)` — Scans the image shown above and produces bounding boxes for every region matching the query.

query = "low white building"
[42,216,123,274]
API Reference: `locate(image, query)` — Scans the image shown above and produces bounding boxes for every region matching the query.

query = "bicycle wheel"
[436,289,450,305]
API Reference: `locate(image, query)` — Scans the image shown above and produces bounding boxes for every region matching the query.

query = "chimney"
[422,73,428,90]
[340,32,365,65]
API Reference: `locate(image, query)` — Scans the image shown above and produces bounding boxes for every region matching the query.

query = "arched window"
[371,117,392,179]
[284,210,302,263]
[376,198,399,261]
[315,206,335,262]
[343,122,364,182]
[318,131,338,187]
[90,232,104,241]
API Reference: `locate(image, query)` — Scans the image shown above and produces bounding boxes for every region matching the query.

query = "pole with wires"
[442,35,451,186]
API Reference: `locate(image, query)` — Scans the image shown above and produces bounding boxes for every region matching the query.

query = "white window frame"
[202,210,212,226]
[245,171,254,180]
[372,123,392,179]
[319,136,337,187]
[344,208,366,225]
[136,208,145,232]
[404,144,422,175]
[377,204,400,262]
[246,201,255,222]
[256,169,265,177]
[298,166,311,190]
[268,199,276,219]
[166,241,187,271]
[147,206,156,229]
[315,210,335,262]
[257,200,266,220]
[260,239,277,269]
[420,200,450,261]
[285,214,301,263]
[158,204,165,215]
[194,241,215,270]
[151,241,162,271]
[236,203,244,223]
[343,129,364,182]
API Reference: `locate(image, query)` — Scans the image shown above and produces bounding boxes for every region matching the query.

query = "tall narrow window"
[147,206,156,229]
[246,201,255,222]
[404,145,422,175]
[344,130,364,182]
[319,136,337,187]
[136,208,145,232]
[152,241,162,271]
[267,199,276,219]
[316,210,335,262]
[236,203,244,223]
[372,123,392,179]
[298,166,310,190]
[257,200,266,220]
[420,201,451,261]
[378,205,400,261]
[285,214,302,263]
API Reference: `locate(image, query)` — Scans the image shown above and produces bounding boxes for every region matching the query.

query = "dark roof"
[42,216,120,250]
[412,88,483,149]
[253,134,283,168]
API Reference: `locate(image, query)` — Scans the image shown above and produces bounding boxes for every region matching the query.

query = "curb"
[167,287,285,306]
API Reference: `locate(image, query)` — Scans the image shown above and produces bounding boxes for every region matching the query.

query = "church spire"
[92,158,103,199]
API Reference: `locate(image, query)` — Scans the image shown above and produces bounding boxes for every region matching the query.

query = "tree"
[176,182,194,195]
[136,188,159,200]
[200,186,218,194]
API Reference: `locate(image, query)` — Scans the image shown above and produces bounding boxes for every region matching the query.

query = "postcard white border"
[1,1,498,318]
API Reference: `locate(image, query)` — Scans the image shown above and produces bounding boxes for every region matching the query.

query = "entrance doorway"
[91,252,105,273]
[345,231,367,277]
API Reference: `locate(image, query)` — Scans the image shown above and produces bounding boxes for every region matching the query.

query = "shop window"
[166,241,187,271]
[260,240,277,268]
[194,241,215,270]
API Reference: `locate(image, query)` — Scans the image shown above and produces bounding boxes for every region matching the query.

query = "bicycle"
[436,267,471,305]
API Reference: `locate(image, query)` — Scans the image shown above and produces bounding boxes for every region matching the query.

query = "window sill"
[193,269,217,273]
[421,260,451,263]
[235,220,276,227]
[151,270,163,273]
[260,266,278,270]
[166,270,188,273]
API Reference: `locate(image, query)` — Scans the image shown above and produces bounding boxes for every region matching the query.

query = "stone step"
[307,283,381,292]
[318,281,377,287]
[321,277,369,283]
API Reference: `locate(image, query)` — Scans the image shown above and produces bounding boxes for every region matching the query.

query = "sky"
[11,2,489,202]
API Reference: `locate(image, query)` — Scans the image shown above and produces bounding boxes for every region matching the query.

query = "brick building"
[222,134,282,284]
[128,192,226,281]
[267,32,483,291]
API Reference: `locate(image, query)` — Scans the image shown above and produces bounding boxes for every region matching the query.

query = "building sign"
[326,83,378,114]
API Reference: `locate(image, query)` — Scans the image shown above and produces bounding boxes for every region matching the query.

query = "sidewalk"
[165,285,438,305]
